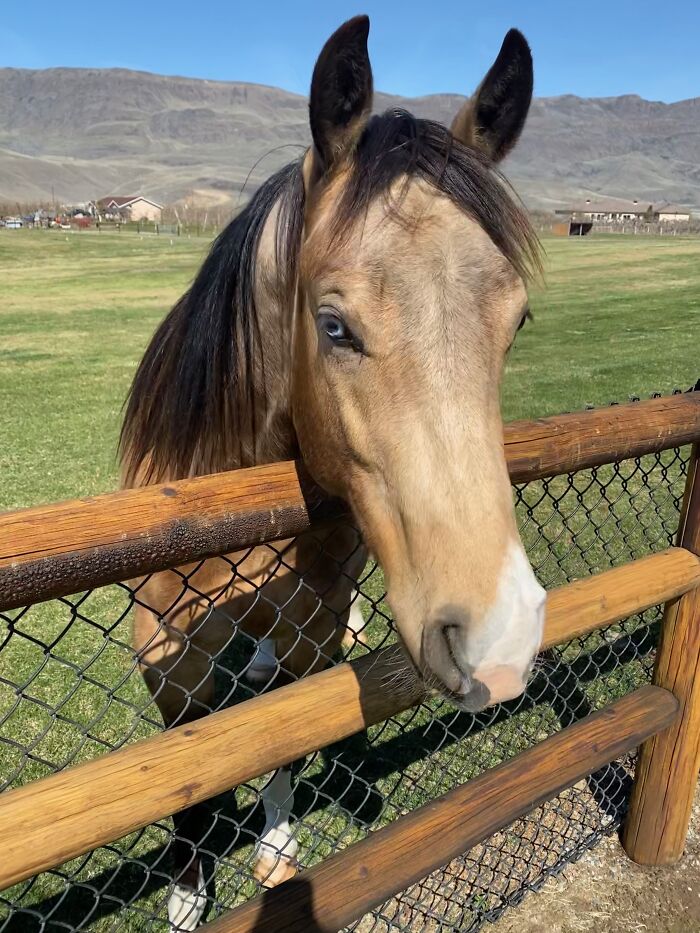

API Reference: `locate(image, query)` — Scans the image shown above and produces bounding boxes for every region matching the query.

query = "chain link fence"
[0,395,691,932]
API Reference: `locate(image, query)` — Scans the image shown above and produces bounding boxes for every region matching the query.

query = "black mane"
[119,161,304,483]
[120,110,539,485]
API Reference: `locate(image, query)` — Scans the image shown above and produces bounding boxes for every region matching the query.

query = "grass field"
[1,227,699,510]
[0,228,699,930]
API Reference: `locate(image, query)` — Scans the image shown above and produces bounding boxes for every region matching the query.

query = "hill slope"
[2,67,700,210]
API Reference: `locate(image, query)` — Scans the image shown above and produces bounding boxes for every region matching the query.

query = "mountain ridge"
[2,66,699,211]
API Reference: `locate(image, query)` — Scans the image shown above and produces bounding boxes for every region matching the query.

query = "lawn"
[0,228,210,510]
[1,228,699,510]
[505,232,700,417]
[0,228,698,931]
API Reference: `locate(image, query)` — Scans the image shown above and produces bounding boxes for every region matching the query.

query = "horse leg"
[168,747,210,931]
[250,619,346,887]
[341,594,368,650]
[244,637,299,888]
[246,636,278,684]
[253,765,299,887]
[134,602,215,931]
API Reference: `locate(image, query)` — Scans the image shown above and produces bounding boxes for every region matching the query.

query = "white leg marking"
[167,862,206,931]
[342,595,368,649]
[246,636,277,684]
[254,767,298,887]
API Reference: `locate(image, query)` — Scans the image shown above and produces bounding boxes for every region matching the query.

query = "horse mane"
[120,110,539,487]
[119,161,304,486]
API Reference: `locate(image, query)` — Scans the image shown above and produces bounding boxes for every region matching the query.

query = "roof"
[565,199,654,214]
[656,203,691,214]
[97,195,163,209]
[556,199,691,216]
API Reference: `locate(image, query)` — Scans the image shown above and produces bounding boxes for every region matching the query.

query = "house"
[554,199,655,223]
[656,204,692,223]
[554,199,692,224]
[96,196,163,223]
[552,220,593,237]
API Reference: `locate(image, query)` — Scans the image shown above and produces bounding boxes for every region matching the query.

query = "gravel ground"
[492,785,700,933]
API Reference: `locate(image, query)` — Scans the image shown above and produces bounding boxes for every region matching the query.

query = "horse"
[119,16,545,930]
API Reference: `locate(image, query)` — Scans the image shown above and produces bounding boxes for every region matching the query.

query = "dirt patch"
[355,779,700,933]
[355,774,628,931]
[492,785,700,933]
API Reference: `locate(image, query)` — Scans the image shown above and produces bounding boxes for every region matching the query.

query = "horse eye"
[517,307,533,332]
[508,308,532,354]
[317,309,357,350]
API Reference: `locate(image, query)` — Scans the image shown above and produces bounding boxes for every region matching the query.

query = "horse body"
[133,525,366,712]
[121,16,545,928]
[132,527,364,925]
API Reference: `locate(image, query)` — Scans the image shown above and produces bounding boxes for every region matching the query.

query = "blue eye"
[318,309,360,350]
[321,313,348,341]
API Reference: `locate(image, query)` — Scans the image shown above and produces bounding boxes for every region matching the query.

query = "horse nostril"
[442,623,459,651]
[457,678,490,711]
[421,621,466,696]
[442,619,470,662]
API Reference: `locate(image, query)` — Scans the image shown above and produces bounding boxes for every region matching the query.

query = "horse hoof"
[253,853,298,888]
[245,662,277,685]
[168,866,207,930]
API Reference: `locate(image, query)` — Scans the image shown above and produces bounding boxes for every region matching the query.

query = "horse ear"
[451,29,533,162]
[308,15,373,175]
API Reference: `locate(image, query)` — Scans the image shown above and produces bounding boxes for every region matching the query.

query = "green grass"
[1,229,698,510]
[0,228,698,930]
[503,233,700,418]
[0,228,211,510]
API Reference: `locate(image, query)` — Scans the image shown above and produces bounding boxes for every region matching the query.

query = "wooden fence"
[1,392,700,930]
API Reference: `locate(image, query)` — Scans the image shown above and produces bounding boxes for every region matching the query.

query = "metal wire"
[0,395,690,932]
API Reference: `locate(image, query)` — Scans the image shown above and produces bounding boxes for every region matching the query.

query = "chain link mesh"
[0,396,691,932]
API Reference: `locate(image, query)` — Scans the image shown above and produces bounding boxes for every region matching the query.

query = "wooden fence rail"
[2,393,700,612]
[205,686,679,933]
[0,546,697,892]
[1,390,700,925]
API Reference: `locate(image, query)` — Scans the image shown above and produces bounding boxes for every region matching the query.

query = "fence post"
[623,444,700,864]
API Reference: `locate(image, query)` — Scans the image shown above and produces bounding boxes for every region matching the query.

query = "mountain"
[2,66,700,211]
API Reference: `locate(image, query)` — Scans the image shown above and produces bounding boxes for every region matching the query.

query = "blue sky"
[3,0,699,102]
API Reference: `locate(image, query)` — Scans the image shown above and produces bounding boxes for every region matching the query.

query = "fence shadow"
[4,620,656,931]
